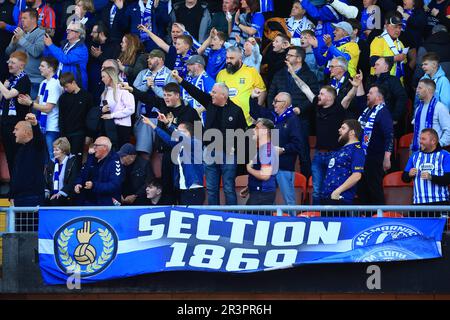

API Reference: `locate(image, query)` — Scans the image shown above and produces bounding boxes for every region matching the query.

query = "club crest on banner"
[54,218,118,278]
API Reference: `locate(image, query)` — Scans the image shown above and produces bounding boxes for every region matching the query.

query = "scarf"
[401,9,413,31]
[333,36,351,48]
[381,31,405,78]
[174,49,193,78]
[330,73,348,95]
[412,97,437,152]
[273,106,294,124]
[139,0,154,42]
[38,74,58,133]
[358,103,385,154]
[53,159,64,194]
[0,71,27,116]
[287,16,310,38]
[109,4,117,27]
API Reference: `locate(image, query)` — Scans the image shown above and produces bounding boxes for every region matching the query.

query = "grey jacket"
[6,27,45,84]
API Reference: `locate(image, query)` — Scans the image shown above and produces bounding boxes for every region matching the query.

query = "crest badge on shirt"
[239,78,245,84]
[328,158,335,169]
[228,116,233,122]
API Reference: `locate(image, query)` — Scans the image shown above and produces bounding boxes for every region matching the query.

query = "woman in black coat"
[45,137,80,206]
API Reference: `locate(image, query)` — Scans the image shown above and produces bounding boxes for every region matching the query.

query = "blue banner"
[38,207,446,285]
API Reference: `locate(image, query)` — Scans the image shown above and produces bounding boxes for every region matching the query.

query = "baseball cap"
[331,21,353,36]
[117,143,136,157]
[186,55,206,66]
[148,49,165,59]
[387,15,402,25]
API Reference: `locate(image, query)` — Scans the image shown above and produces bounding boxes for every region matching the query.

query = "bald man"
[10,113,47,207]
[249,89,303,206]
[74,136,123,206]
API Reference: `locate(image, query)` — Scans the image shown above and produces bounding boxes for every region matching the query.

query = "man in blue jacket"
[249,89,302,206]
[74,136,123,206]
[44,21,88,89]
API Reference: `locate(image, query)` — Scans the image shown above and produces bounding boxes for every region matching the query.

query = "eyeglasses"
[286,53,299,58]
[66,29,79,33]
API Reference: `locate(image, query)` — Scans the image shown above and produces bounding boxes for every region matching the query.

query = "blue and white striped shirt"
[405,149,450,204]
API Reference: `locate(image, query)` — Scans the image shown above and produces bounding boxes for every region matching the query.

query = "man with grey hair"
[6,8,45,99]
[74,136,123,206]
[327,56,355,118]
[216,46,266,126]
[250,89,303,206]
[172,69,247,205]
[44,22,89,89]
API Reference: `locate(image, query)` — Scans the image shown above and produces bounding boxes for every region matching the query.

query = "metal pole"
[7,206,15,233]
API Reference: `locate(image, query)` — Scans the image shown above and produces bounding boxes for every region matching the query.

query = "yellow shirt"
[370,35,407,82]
[336,42,360,77]
[216,65,266,125]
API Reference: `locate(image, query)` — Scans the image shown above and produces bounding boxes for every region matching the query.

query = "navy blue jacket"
[155,125,204,189]
[249,98,302,172]
[75,152,123,205]
[357,96,394,159]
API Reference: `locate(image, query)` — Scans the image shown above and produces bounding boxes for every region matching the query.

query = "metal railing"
[0,205,449,234]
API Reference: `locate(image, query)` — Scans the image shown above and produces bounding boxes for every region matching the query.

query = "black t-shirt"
[0,74,31,125]
[314,97,346,151]
[59,89,94,136]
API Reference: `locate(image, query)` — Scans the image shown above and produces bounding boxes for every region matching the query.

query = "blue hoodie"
[420,66,450,111]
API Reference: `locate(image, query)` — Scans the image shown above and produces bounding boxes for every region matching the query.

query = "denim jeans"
[204,162,237,205]
[276,170,296,205]
[311,150,333,205]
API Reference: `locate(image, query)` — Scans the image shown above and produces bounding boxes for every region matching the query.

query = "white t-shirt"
[38,77,63,132]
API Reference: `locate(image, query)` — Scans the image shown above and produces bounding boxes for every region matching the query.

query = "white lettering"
[307,221,341,245]
[271,222,306,246]
[197,215,223,241]
[167,210,194,239]
[226,218,254,244]
[138,212,165,241]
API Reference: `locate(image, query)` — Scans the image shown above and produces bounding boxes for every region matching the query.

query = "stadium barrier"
[0,205,449,233]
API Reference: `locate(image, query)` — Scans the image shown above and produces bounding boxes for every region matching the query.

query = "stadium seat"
[271,212,291,217]
[235,175,249,205]
[404,99,413,133]
[398,133,413,171]
[372,211,404,218]
[383,171,413,205]
[297,211,321,217]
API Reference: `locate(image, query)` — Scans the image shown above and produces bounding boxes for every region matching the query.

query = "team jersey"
[323,142,365,203]
[183,71,215,124]
[216,65,266,126]
[37,77,63,133]
[404,149,450,204]
[206,47,227,80]
[248,142,278,192]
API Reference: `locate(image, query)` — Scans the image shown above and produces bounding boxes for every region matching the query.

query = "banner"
[38,207,446,285]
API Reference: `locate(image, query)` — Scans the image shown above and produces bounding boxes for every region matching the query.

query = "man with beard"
[182,55,215,123]
[402,128,450,205]
[216,46,266,126]
[322,119,365,205]
[288,64,361,204]
[88,21,121,105]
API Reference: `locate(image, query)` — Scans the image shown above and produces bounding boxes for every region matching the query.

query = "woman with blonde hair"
[69,0,96,37]
[117,34,148,84]
[45,137,80,206]
[100,66,135,148]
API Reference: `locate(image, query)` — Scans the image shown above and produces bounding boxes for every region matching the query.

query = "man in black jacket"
[369,56,408,138]
[172,69,247,205]
[268,46,320,177]
[10,113,46,207]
